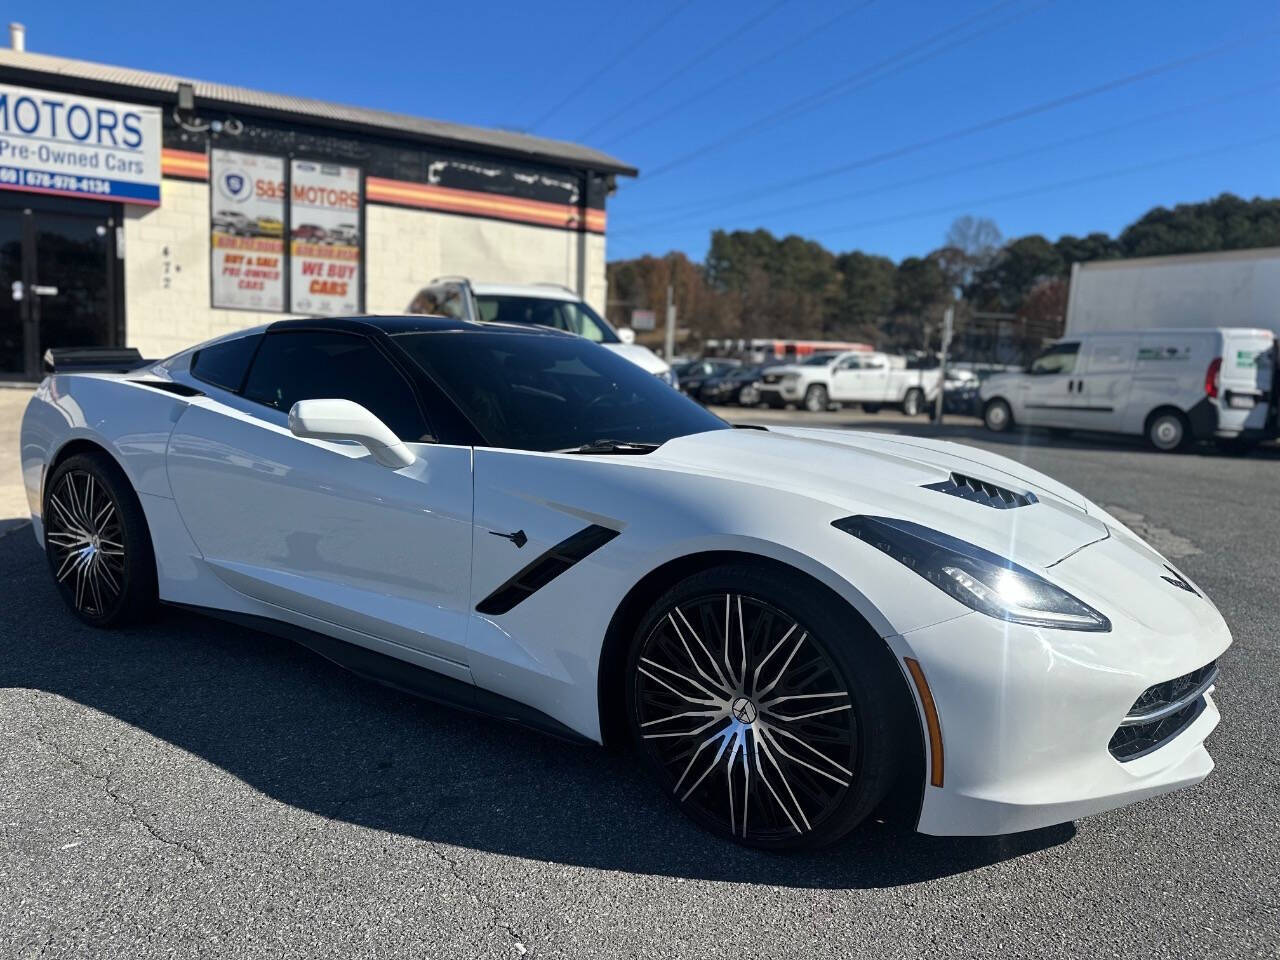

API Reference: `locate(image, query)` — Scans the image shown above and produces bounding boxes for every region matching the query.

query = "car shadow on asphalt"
[0,531,1073,889]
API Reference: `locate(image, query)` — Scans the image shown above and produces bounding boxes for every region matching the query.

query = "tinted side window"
[242,331,431,442]
[190,334,262,392]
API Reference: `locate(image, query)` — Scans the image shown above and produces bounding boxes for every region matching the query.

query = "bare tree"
[945,215,1003,261]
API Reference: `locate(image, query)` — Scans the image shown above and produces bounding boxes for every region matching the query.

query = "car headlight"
[655,368,676,387]
[782,373,800,384]
[833,515,1110,632]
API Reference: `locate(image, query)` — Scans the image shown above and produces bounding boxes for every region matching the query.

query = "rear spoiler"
[43,347,153,374]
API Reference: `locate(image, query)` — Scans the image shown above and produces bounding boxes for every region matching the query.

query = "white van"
[979,327,1277,451]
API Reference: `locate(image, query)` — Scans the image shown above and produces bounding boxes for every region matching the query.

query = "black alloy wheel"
[43,453,157,627]
[627,565,907,850]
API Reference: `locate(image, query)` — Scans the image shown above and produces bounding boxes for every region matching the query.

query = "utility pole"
[664,284,676,361]
[934,304,954,424]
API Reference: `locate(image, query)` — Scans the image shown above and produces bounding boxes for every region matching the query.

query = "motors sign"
[0,83,161,205]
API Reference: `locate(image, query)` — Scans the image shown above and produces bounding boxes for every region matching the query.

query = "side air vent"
[129,379,204,398]
[923,472,1037,510]
[476,524,619,616]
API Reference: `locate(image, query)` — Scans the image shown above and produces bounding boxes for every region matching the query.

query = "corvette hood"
[652,427,1109,569]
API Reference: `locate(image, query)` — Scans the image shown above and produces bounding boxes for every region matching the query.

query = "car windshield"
[475,294,621,344]
[394,331,727,452]
[799,354,836,366]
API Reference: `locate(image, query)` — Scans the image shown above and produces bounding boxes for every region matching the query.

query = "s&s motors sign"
[0,83,162,205]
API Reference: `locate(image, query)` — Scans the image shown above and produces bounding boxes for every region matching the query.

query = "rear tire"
[43,452,157,628]
[803,384,829,413]
[625,563,910,851]
[901,389,924,417]
[983,398,1013,433]
[1146,409,1188,452]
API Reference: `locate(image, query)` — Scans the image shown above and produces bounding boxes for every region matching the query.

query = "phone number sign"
[0,83,162,205]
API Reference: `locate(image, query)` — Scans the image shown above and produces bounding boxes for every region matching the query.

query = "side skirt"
[163,602,594,746]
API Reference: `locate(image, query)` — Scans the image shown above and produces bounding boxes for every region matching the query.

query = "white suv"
[408,278,675,386]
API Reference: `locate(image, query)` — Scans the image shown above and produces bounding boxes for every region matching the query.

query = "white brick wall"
[365,205,607,315]
[123,178,608,356]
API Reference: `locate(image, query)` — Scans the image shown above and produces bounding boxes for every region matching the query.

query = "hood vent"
[923,472,1038,510]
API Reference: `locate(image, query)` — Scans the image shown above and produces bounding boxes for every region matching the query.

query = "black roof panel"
[264,315,576,338]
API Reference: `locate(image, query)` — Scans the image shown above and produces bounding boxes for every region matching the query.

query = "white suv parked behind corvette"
[757,351,941,415]
[408,277,675,386]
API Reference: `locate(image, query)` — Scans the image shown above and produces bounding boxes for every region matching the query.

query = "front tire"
[625,564,908,850]
[901,388,924,417]
[43,452,157,627]
[803,384,829,413]
[983,398,1014,433]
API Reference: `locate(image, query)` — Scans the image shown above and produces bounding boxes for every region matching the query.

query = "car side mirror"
[617,327,636,345]
[288,399,416,469]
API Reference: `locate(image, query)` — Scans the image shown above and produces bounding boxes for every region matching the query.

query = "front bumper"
[891,578,1230,836]
[758,381,802,401]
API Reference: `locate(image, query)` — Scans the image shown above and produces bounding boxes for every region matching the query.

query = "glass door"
[0,197,119,380]
[32,211,116,367]
[0,211,23,376]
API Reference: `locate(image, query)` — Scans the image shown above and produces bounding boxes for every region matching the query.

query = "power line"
[637,0,1038,181]
[624,27,1277,222]
[810,132,1280,238]
[577,0,793,142]
[597,0,879,149]
[526,0,697,132]
[610,79,1280,237]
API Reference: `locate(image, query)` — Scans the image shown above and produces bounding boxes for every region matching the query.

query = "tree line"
[606,193,1280,358]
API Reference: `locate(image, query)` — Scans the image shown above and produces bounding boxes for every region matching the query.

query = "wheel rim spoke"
[635,592,856,842]
[46,469,126,617]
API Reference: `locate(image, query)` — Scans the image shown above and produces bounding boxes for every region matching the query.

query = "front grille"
[1109,661,1218,761]
[922,472,1038,509]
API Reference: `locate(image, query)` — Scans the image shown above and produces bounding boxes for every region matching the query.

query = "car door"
[1020,341,1080,427]
[166,327,475,681]
[1074,337,1135,430]
[828,355,862,401]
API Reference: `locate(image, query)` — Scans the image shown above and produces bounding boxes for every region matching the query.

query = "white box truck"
[1065,247,1280,336]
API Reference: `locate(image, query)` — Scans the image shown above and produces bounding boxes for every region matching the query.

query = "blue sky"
[24,0,1280,263]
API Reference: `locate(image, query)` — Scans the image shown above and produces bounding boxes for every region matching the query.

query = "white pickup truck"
[756,351,941,415]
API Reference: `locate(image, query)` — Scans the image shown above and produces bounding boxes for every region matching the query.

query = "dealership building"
[0,27,635,380]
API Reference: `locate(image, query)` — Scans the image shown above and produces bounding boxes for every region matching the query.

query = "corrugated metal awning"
[0,48,637,177]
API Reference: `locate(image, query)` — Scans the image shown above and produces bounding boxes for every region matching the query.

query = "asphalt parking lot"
[2,388,1278,959]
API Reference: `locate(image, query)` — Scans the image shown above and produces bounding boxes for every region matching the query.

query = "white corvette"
[19,317,1230,850]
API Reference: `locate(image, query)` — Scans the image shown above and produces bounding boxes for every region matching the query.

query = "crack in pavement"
[30,726,210,868]
[427,844,531,957]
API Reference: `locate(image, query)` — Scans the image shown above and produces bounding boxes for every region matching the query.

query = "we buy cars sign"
[289,160,362,316]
